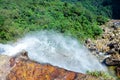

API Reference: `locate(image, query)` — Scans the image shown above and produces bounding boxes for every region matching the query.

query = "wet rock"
[119,49,120,54]
[7,56,100,80]
[85,20,120,78]
[15,50,29,60]
[85,39,97,52]
[85,38,91,44]
[106,49,117,55]
[103,51,120,66]
[116,66,120,78]
[9,58,15,67]
[88,45,97,52]
[112,21,120,29]
[103,57,120,66]
[107,43,118,49]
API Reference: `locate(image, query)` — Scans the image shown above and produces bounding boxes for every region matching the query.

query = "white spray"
[0,31,107,73]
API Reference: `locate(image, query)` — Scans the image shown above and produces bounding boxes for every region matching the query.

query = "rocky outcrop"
[116,66,120,78]
[85,20,120,78]
[0,50,101,80]
[112,21,120,30]
[7,59,98,80]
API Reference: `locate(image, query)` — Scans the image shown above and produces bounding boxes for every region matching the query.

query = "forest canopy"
[0,0,112,43]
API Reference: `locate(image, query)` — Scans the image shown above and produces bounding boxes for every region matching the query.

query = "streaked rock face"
[0,50,100,80]
[0,48,114,80]
[0,55,11,80]
[6,57,99,80]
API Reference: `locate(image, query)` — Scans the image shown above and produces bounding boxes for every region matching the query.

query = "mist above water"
[0,31,107,73]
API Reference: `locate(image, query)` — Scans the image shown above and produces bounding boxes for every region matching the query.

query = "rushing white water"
[0,31,107,73]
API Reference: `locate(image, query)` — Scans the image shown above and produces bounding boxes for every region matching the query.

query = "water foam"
[0,31,107,73]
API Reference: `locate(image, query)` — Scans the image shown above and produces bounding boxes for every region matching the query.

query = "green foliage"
[77,0,112,18]
[96,15,109,25]
[0,0,110,43]
[0,15,5,26]
[87,71,115,80]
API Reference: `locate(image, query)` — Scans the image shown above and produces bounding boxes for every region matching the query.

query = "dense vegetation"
[0,0,111,43]
[87,71,115,80]
[62,0,112,18]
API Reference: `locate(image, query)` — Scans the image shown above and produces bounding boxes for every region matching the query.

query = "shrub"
[87,71,115,80]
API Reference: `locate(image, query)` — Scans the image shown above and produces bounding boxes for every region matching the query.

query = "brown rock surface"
[6,57,100,80]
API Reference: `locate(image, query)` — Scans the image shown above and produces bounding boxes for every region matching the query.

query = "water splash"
[0,31,107,73]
